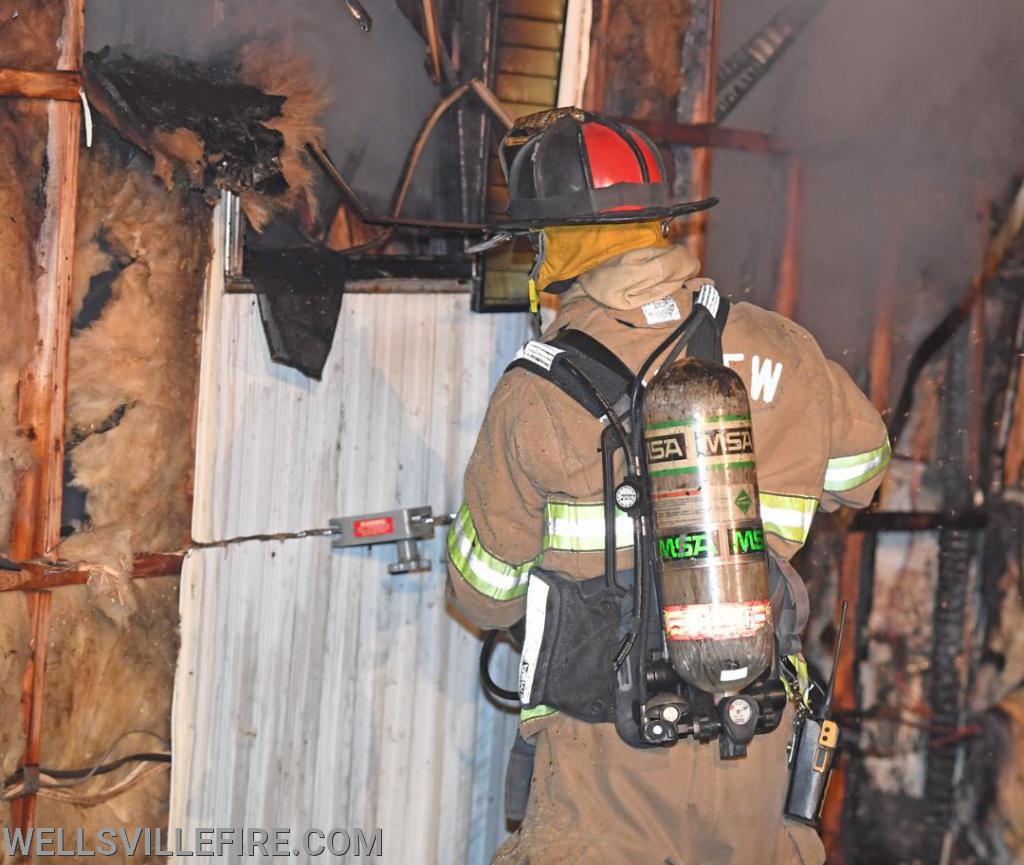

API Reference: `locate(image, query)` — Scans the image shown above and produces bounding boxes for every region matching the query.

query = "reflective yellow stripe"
[824,439,892,492]
[545,495,820,550]
[520,703,557,723]
[447,504,534,600]
[782,653,812,710]
[542,500,632,552]
[759,492,818,545]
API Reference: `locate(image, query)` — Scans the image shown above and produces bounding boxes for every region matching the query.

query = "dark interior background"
[709,0,1024,385]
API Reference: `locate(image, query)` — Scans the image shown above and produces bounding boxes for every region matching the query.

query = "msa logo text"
[646,433,687,464]
[728,527,765,555]
[698,426,753,457]
[659,530,717,562]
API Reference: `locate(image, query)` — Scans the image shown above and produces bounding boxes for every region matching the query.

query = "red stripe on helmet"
[581,122,645,188]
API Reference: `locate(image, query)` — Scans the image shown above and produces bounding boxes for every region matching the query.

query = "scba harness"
[486,286,810,758]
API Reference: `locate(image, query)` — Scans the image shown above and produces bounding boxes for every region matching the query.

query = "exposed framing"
[4,0,84,843]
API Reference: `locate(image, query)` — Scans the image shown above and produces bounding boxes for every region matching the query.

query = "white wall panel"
[172,242,530,864]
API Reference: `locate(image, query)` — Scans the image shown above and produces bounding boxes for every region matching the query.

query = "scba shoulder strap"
[687,282,730,364]
[506,328,634,420]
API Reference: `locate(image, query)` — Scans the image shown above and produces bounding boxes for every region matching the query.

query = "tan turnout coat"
[446,267,889,865]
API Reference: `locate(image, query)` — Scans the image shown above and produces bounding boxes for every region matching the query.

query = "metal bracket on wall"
[219,189,477,294]
[223,190,251,292]
[330,506,453,574]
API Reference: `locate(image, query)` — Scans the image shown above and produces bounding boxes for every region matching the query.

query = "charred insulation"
[85,48,288,195]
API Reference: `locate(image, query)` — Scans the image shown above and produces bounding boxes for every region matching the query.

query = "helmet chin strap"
[527,230,546,314]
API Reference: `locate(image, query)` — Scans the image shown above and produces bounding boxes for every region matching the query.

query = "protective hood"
[567,243,701,311]
[534,220,670,293]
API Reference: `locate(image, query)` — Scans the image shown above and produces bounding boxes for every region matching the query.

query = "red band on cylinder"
[662,600,771,641]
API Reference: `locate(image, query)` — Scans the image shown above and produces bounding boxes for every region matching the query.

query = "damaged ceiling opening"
[2,0,1024,863]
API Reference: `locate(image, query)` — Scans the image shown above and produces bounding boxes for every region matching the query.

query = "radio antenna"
[822,600,848,718]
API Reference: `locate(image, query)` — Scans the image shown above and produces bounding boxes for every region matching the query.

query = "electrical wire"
[4,752,170,789]
[39,763,168,807]
[38,729,167,791]
[2,730,170,801]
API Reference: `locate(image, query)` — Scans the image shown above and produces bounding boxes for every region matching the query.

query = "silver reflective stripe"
[542,500,633,552]
[824,439,892,492]
[514,340,563,371]
[695,282,720,318]
[759,492,819,545]
[447,504,533,600]
[518,575,550,703]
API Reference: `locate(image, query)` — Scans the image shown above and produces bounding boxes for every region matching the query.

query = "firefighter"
[446,109,889,865]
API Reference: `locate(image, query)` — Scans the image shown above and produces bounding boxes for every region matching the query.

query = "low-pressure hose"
[628,305,711,457]
[601,426,624,591]
[559,359,635,466]
[612,519,646,669]
[480,630,519,702]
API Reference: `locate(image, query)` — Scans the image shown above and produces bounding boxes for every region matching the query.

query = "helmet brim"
[486,196,719,236]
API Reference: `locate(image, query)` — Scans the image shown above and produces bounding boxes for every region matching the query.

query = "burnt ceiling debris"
[83,48,289,197]
[80,46,352,378]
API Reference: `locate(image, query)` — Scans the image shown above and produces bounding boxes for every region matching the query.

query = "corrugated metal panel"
[171,234,530,863]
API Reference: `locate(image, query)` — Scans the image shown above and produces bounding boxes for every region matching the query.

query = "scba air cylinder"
[643,356,774,694]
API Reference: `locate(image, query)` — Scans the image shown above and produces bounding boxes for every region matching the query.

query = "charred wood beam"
[80,68,151,155]
[225,254,476,292]
[920,319,976,863]
[989,278,1024,493]
[715,0,829,123]
[775,158,804,316]
[618,118,781,154]
[0,69,82,101]
[421,0,443,84]
[336,255,476,281]
[686,0,720,266]
[890,179,1024,444]
[345,281,471,294]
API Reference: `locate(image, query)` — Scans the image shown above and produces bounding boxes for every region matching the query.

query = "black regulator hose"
[628,305,711,455]
[480,629,519,702]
